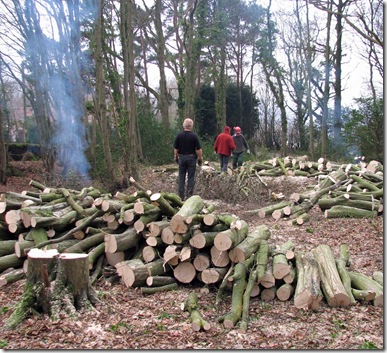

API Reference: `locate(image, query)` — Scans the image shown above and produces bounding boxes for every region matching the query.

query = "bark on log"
[104,227,142,253]
[312,244,350,307]
[335,244,356,305]
[324,205,377,219]
[146,275,176,287]
[189,230,217,249]
[0,268,25,287]
[141,283,178,294]
[276,283,295,301]
[182,291,211,331]
[201,267,229,284]
[348,271,383,307]
[228,225,270,263]
[220,255,255,328]
[294,251,322,311]
[149,193,177,217]
[351,288,376,302]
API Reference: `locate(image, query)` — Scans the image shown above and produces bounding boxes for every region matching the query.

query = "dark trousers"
[178,154,197,200]
[219,154,230,172]
[232,152,244,169]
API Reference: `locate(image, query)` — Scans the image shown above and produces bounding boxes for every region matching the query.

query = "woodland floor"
[0,160,384,350]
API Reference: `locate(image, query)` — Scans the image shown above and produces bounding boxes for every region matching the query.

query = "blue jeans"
[219,154,230,172]
[178,154,197,200]
[232,152,244,169]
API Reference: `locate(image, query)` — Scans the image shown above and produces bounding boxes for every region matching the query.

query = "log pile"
[0,161,383,331]
[242,158,383,223]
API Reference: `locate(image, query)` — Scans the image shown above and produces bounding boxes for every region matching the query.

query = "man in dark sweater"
[214,126,236,172]
[232,126,250,169]
[173,118,203,200]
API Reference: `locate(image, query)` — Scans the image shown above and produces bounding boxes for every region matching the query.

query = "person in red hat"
[232,126,250,169]
[214,126,236,172]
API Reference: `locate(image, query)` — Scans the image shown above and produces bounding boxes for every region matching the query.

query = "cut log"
[160,226,175,245]
[146,275,176,287]
[351,288,376,302]
[312,244,350,307]
[200,267,229,284]
[228,225,270,263]
[170,195,205,234]
[141,283,178,294]
[335,244,356,305]
[182,291,211,331]
[104,228,142,253]
[244,201,291,218]
[259,262,275,289]
[148,220,170,237]
[348,271,383,307]
[294,251,322,311]
[149,193,177,217]
[272,240,294,279]
[189,230,217,249]
[210,246,230,267]
[276,283,295,301]
[372,271,383,286]
[193,253,211,272]
[324,205,377,218]
[0,268,25,287]
[173,261,196,284]
[213,220,248,251]
[133,209,161,233]
[261,287,276,301]
[116,258,168,287]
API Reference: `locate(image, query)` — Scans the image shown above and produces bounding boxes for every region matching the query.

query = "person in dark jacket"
[214,126,236,172]
[232,126,250,169]
[173,118,203,200]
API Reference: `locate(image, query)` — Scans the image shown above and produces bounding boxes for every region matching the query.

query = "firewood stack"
[0,158,384,331]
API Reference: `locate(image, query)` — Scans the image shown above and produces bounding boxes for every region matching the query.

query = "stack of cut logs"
[0,157,384,332]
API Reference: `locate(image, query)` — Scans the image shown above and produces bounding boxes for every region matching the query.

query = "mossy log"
[372,271,383,286]
[219,255,255,328]
[141,283,178,295]
[312,244,350,307]
[324,205,378,219]
[0,268,25,286]
[149,193,177,217]
[104,227,142,253]
[189,229,218,249]
[182,291,211,331]
[318,195,381,211]
[335,244,356,305]
[349,271,383,307]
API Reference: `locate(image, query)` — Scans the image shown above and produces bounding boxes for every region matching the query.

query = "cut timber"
[0,268,25,287]
[146,275,176,287]
[245,201,291,218]
[276,283,295,301]
[141,283,178,294]
[201,267,228,284]
[149,193,177,217]
[214,220,248,251]
[351,288,376,302]
[115,258,167,287]
[148,220,170,237]
[104,228,142,253]
[255,240,269,285]
[272,240,294,279]
[228,225,270,263]
[294,251,322,311]
[142,246,160,263]
[259,262,275,289]
[170,195,205,234]
[349,271,383,307]
[324,205,377,219]
[372,271,383,286]
[312,244,350,307]
[193,253,211,272]
[189,230,217,249]
[173,261,196,284]
[160,226,175,245]
[210,246,230,267]
[261,287,276,301]
[182,291,211,332]
[220,255,255,329]
[133,209,161,233]
[335,244,356,305]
